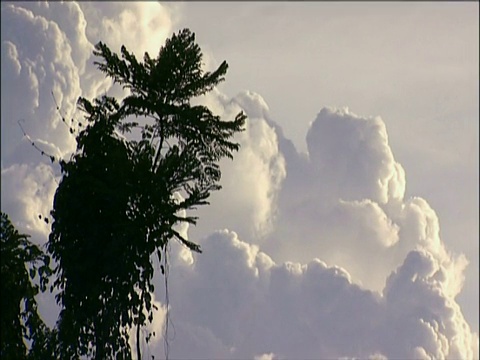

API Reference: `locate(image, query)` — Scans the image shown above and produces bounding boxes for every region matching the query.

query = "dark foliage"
[0,212,53,359]
[47,28,246,359]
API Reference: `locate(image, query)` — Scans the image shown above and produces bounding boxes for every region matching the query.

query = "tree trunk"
[136,319,141,360]
[136,292,143,360]
[94,317,105,360]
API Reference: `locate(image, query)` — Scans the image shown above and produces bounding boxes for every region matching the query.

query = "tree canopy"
[46,28,246,359]
[0,212,53,360]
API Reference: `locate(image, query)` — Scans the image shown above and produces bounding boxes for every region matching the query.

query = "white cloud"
[78,2,174,59]
[154,102,476,358]
[1,2,86,168]
[147,231,478,359]
[383,249,477,359]
[1,3,477,359]
[306,107,406,204]
[254,353,277,360]
[188,90,286,241]
[256,106,469,298]
[1,163,57,240]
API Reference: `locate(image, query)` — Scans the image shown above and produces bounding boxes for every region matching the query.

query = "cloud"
[383,249,477,359]
[163,100,476,358]
[188,90,286,241]
[254,353,277,360]
[255,106,468,297]
[0,163,57,240]
[146,230,478,359]
[1,2,80,167]
[1,3,477,359]
[305,107,406,204]
[77,2,174,58]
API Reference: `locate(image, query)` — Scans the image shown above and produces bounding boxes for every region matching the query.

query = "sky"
[1,2,478,359]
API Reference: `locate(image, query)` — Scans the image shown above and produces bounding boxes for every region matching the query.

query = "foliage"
[0,212,53,359]
[47,28,246,359]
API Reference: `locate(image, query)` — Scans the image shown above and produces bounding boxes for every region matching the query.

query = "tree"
[47,28,246,359]
[0,212,53,359]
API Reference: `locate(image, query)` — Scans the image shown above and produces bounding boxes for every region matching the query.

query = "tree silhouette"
[0,212,53,359]
[47,28,246,359]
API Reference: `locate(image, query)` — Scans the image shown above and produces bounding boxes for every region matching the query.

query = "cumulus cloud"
[1,2,80,167]
[256,106,468,296]
[146,231,478,359]
[1,2,477,359]
[305,107,406,204]
[165,99,476,358]
[188,90,286,241]
[383,249,477,359]
[78,2,174,58]
[1,163,57,239]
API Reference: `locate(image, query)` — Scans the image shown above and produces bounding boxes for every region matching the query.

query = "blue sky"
[1,2,478,358]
